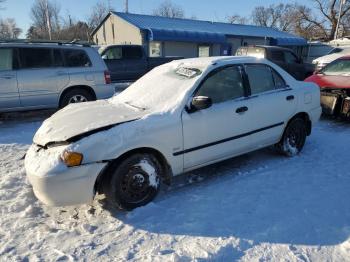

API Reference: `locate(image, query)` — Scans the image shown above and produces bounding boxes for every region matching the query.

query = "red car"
[305,56,350,117]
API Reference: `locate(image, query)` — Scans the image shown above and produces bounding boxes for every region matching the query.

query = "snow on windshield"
[110,62,204,113]
[323,59,350,75]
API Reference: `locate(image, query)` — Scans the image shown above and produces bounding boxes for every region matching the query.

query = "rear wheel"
[276,118,307,157]
[104,154,162,210]
[60,88,95,108]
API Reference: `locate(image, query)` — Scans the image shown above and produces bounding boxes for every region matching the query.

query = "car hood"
[33,100,148,147]
[305,74,350,89]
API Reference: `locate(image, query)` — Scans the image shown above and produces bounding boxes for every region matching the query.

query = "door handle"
[236,106,248,113]
[286,95,295,101]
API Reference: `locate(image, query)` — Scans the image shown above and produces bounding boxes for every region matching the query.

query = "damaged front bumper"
[320,89,350,117]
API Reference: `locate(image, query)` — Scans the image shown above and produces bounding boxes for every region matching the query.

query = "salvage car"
[305,56,350,117]
[25,56,321,210]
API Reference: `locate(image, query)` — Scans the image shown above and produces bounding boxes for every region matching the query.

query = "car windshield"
[322,59,350,76]
[110,63,203,113]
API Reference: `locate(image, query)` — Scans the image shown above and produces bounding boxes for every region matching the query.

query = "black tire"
[276,118,307,157]
[60,88,95,108]
[104,153,162,210]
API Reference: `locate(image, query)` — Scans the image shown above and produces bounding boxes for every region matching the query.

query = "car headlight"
[61,151,83,167]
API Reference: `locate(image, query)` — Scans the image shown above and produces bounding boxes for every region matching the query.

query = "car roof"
[170,56,268,69]
[240,45,293,52]
[0,42,91,49]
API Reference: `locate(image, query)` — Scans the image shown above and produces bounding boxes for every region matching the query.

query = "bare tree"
[296,0,350,40]
[153,0,185,18]
[251,3,299,32]
[87,1,109,31]
[227,15,249,25]
[0,18,22,39]
[29,0,61,40]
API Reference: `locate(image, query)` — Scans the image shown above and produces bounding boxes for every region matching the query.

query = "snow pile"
[136,160,159,188]
[1,116,350,261]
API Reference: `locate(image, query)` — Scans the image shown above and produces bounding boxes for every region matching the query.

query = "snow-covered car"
[25,56,322,210]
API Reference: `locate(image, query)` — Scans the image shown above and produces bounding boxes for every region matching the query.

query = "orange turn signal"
[61,151,83,167]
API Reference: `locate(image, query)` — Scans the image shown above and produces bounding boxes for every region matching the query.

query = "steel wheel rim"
[68,95,88,104]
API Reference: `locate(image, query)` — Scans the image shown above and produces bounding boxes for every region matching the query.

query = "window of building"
[198,45,210,57]
[112,23,115,40]
[149,42,162,57]
[196,66,245,104]
[0,48,13,71]
[103,24,106,42]
[19,48,52,69]
[63,49,91,67]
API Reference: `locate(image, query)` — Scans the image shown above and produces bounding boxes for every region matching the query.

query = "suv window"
[0,48,13,71]
[19,48,52,69]
[270,50,284,62]
[53,49,64,67]
[123,46,143,59]
[284,51,298,64]
[245,64,276,94]
[196,66,245,104]
[63,49,91,67]
[104,47,122,59]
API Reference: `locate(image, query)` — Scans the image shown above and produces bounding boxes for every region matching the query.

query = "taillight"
[104,70,111,84]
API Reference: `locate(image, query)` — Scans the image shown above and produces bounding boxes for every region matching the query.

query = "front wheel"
[276,118,307,157]
[104,154,162,210]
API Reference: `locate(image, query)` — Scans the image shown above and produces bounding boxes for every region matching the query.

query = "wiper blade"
[125,101,146,111]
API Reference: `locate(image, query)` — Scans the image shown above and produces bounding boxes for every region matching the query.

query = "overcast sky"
[1,0,309,37]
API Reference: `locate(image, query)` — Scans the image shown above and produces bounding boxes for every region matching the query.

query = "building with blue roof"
[92,12,307,58]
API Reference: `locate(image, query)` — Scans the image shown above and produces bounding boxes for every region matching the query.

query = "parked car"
[99,45,182,82]
[305,56,350,117]
[312,46,350,71]
[25,56,321,210]
[236,45,315,80]
[0,41,114,113]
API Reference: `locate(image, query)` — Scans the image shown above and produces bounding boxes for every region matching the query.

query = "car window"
[103,47,122,59]
[196,66,245,104]
[19,48,52,69]
[284,51,298,64]
[53,49,64,67]
[63,49,91,67]
[245,64,275,94]
[322,59,350,75]
[328,48,343,54]
[272,69,286,88]
[270,50,284,62]
[0,48,13,71]
[123,46,143,59]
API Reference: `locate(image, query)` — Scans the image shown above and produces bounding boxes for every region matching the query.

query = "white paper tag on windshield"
[175,67,201,78]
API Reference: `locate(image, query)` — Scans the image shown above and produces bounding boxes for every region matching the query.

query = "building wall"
[162,41,221,58]
[93,15,143,46]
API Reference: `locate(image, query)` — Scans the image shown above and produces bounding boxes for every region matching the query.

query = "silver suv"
[0,41,115,112]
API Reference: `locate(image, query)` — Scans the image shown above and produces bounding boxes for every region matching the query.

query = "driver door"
[181,65,253,170]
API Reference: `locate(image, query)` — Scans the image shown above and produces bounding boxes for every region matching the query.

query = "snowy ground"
[1,112,350,261]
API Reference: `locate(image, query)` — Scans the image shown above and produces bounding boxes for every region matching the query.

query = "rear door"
[17,47,69,107]
[0,47,20,110]
[242,64,298,146]
[122,46,147,80]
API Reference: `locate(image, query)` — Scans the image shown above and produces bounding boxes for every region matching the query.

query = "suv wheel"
[104,154,162,210]
[276,118,307,157]
[60,88,94,108]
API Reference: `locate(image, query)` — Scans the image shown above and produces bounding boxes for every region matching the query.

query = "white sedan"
[25,56,321,210]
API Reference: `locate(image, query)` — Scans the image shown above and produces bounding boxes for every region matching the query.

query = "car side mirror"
[102,54,108,60]
[190,96,212,112]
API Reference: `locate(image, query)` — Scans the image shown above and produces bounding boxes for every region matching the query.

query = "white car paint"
[313,47,350,69]
[25,56,322,206]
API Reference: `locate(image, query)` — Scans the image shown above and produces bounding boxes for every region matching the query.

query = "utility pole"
[335,0,346,40]
[125,0,129,13]
[44,0,52,40]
